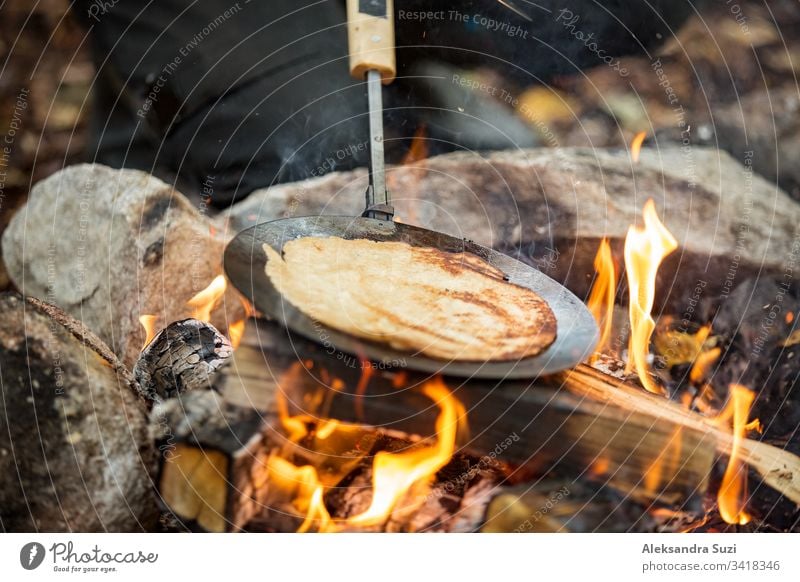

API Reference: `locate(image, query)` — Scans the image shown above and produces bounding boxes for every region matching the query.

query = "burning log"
[222,319,800,510]
[0,293,157,531]
[219,319,714,507]
[151,390,274,532]
[134,318,233,403]
[1,164,245,368]
[560,365,800,506]
[223,146,800,315]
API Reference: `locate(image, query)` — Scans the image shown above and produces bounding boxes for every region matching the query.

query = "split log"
[0,293,157,532]
[151,391,274,532]
[134,319,232,403]
[1,164,245,368]
[222,146,800,314]
[562,365,800,506]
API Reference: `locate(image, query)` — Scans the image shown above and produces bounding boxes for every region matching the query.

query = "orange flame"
[689,346,721,385]
[631,131,647,163]
[186,275,227,322]
[227,319,246,350]
[624,199,678,394]
[718,384,755,525]
[266,455,331,533]
[354,355,374,421]
[269,375,460,532]
[139,314,158,349]
[186,274,250,348]
[276,362,310,444]
[347,376,458,527]
[587,238,617,358]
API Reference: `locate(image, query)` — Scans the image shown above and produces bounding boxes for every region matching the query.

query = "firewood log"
[1,164,245,368]
[134,319,232,403]
[0,293,157,531]
[151,391,274,532]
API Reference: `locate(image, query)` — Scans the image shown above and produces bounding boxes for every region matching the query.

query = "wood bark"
[0,293,157,532]
[134,318,232,403]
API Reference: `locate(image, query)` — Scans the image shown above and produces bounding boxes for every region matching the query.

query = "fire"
[187,274,227,322]
[631,131,647,163]
[266,455,330,533]
[624,199,678,394]
[717,384,755,525]
[689,346,721,384]
[186,274,251,348]
[353,354,374,421]
[347,376,459,527]
[269,368,460,532]
[139,314,158,348]
[587,238,616,357]
[389,125,428,224]
[227,319,246,349]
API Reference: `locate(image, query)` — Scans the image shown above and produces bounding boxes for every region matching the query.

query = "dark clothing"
[74,0,695,206]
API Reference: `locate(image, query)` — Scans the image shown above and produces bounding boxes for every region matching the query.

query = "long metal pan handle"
[346,0,395,221]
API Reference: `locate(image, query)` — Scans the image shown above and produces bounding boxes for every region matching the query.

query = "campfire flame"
[185,274,252,349]
[266,455,330,533]
[138,314,159,348]
[187,274,228,322]
[347,376,458,527]
[270,373,459,531]
[587,238,617,357]
[717,384,755,526]
[624,199,678,394]
[631,131,647,163]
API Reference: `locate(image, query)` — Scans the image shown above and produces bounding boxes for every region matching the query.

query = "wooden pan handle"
[346,0,395,83]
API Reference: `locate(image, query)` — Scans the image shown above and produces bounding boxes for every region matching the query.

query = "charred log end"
[134,319,233,403]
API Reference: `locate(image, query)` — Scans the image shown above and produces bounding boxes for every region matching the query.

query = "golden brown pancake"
[263,237,557,361]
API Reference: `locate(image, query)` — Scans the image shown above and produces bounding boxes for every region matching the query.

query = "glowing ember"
[138,314,158,349]
[718,384,755,526]
[624,199,678,395]
[631,131,647,163]
[586,238,616,358]
[347,376,459,527]
[186,274,227,322]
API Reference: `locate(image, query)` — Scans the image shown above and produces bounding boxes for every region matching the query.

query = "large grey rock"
[2,164,245,368]
[0,294,157,531]
[224,146,799,312]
